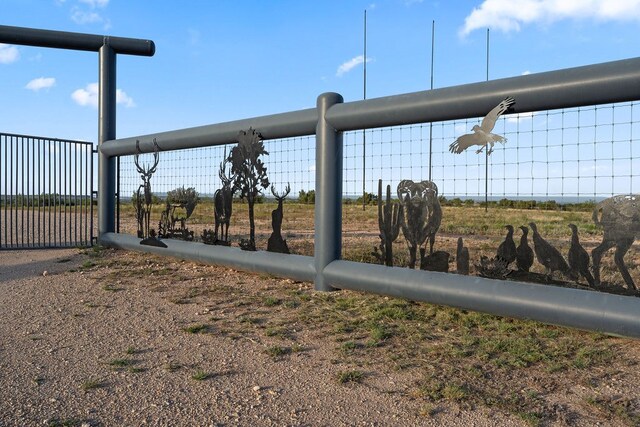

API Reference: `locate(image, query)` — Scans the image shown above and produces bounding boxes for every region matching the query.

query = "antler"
[134,139,160,178]
[219,158,234,185]
[271,183,291,201]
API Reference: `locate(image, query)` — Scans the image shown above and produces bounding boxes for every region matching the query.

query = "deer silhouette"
[591,194,640,290]
[267,183,290,253]
[134,139,159,240]
[213,158,234,244]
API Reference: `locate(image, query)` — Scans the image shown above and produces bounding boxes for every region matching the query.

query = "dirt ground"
[0,247,639,427]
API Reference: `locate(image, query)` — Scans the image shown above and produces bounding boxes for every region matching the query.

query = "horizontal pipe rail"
[0,25,155,56]
[324,260,640,338]
[102,56,640,157]
[100,108,317,156]
[326,57,640,131]
[99,232,316,283]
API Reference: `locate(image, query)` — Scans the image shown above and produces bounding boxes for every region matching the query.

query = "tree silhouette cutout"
[229,128,269,251]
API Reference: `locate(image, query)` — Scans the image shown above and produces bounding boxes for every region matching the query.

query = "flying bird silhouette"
[449,97,515,155]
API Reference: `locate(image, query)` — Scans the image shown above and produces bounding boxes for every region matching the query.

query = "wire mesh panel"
[117,135,316,254]
[0,133,94,249]
[341,101,640,292]
[345,102,639,203]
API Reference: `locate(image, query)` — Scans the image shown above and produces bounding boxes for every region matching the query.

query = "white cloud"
[71,9,103,24]
[507,111,535,123]
[78,0,109,7]
[0,44,20,64]
[460,0,640,37]
[116,89,135,107]
[522,70,531,75]
[336,55,372,77]
[71,83,135,108]
[26,77,56,92]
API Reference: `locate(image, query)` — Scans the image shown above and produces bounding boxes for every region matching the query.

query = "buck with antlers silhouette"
[134,139,163,246]
[267,183,291,254]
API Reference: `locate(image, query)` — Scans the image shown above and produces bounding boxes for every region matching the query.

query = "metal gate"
[0,133,94,249]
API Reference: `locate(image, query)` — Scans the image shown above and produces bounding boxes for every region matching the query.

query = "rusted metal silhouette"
[456,237,469,275]
[229,128,269,251]
[134,139,165,247]
[529,222,572,281]
[267,183,291,254]
[397,179,441,269]
[476,256,511,279]
[374,179,403,267]
[496,225,517,268]
[420,249,450,272]
[210,159,235,245]
[158,186,198,241]
[516,225,534,272]
[567,223,595,287]
[591,195,640,290]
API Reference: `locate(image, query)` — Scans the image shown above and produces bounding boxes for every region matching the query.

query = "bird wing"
[449,133,481,154]
[480,97,515,133]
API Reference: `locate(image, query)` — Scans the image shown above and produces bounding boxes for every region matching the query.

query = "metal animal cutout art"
[134,139,166,247]
[267,183,291,254]
[397,179,442,269]
[516,225,534,273]
[449,97,515,155]
[529,222,573,281]
[456,237,469,275]
[228,128,270,251]
[211,159,235,245]
[567,223,595,287]
[496,225,517,268]
[591,195,640,290]
[158,186,198,241]
[374,179,403,267]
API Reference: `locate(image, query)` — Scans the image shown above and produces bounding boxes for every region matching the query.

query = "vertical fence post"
[314,92,344,291]
[98,44,116,238]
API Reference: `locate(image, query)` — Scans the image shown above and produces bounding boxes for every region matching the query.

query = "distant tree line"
[0,193,93,207]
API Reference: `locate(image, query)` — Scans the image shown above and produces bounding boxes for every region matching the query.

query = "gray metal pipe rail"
[324,260,640,338]
[100,233,316,282]
[100,56,640,157]
[101,108,317,157]
[0,25,154,56]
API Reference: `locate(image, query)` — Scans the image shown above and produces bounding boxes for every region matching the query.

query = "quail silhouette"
[516,225,534,272]
[568,223,596,287]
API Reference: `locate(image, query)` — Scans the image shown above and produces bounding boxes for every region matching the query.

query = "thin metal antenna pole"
[485,28,489,212]
[362,9,367,211]
[428,20,434,181]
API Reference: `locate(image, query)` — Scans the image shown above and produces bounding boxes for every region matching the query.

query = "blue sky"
[2,1,640,200]
[2,0,640,143]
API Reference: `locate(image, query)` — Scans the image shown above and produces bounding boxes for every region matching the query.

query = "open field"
[1,246,639,426]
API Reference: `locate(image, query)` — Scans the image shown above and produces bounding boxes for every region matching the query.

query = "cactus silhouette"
[377,179,403,267]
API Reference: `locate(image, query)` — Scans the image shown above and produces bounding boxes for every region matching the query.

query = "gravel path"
[0,248,624,426]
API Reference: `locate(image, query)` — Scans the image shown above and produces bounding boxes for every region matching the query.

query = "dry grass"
[83,246,640,426]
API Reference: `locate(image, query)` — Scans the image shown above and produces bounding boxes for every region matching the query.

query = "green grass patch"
[265,345,289,357]
[108,358,134,369]
[81,378,105,390]
[183,324,209,334]
[337,370,364,384]
[191,370,211,381]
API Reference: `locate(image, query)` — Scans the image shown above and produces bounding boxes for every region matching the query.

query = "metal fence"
[0,133,94,249]
[102,57,640,339]
[5,25,640,338]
